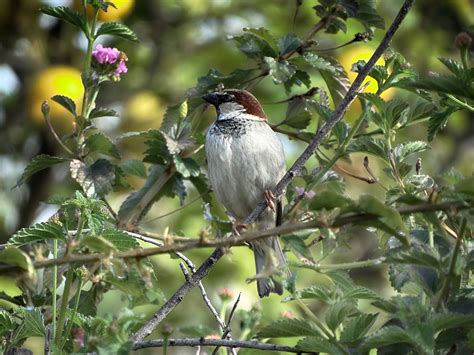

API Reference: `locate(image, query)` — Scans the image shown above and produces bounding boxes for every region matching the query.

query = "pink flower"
[295,186,315,199]
[114,60,128,75]
[295,186,305,197]
[92,44,120,65]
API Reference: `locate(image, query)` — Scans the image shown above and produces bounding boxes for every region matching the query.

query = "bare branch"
[133,338,301,353]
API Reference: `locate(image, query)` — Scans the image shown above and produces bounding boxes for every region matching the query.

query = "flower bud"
[41,100,50,115]
[454,32,472,49]
[218,287,236,301]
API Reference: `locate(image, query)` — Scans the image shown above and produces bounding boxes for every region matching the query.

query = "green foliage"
[3,1,473,354]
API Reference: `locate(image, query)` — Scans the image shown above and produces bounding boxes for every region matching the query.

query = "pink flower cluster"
[92,44,128,76]
[295,186,316,199]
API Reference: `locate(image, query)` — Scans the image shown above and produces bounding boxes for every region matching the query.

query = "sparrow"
[203,89,287,297]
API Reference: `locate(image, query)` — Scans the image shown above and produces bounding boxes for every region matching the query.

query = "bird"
[203,88,287,297]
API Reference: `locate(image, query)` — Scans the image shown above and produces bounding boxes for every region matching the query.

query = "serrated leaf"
[189,174,212,203]
[357,194,408,244]
[257,318,321,337]
[282,97,312,129]
[302,52,336,73]
[296,336,344,354]
[360,326,414,351]
[0,310,14,336]
[70,159,115,197]
[101,229,140,251]
[343,286,380,301]
[243,27,278,50]
[319,58,350,105]
[264,57,297,84]
[8,221,65,246]
[16,155,68,187]
[427,107,458,141]
[325,301,358,332]
[120,160,147,179]
[388,244,441,270]
[355,0,385,29]
[95,22,138,41]
[89,107,119,119]
[230,33,277,59]
[85,133,121,159]
[283,235,314,261]
[40,6,86,32]
[278,33,302,55]
[51,95,77,116]
[347,137,388,161]
[340,313,378,343]
[160,101,188,138]
[431,313,474,332]
[393,141,429,163]
[174,156,200,178]
[11,309,45,344]
[385,99,410,128]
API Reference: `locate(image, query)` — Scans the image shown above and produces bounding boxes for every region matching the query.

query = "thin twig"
[133,338,301,353]
[1,200,465,274]
[212,293,241,355]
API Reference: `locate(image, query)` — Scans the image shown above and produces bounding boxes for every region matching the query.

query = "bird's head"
[202,89,267,121]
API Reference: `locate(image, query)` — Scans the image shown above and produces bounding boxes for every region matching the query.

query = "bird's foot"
[232,221,247,236]
[264,190,276,213]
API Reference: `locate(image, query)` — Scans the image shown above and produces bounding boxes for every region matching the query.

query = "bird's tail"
[252,236,287,297]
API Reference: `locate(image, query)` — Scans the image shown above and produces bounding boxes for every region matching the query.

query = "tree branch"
[0,200,465,275]
[132,337,301,353]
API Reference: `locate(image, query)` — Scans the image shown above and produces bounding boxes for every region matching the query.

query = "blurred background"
[0,0,473,353]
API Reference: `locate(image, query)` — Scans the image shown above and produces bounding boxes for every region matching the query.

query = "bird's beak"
[202,92,221,106]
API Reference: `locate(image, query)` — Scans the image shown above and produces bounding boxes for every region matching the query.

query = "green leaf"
[393,141,429,163]
[143,130,172,164]
[11,309,45,345]
[347,137,388,161]
[0,276,22,297]
[80,235,117,253]
[360,93,386,113]
[343,286,380,301]
[70,159,116,197]
[284,285,335,303]
[278,33,302,55]
[89,107,119,119]
[427,107,458,141]
[264,57,297,84]
[120,160,147,179]
[340,313,378,343]
[51,95,77,116]
[96,22,138,41]
[455,176,474,195]
[16,154,68,187]
[309,190,352,211]
[360,326,414,351]
[174,156,200,178]
[39,6,86,32]
[243,27,278,50]
[296,336,345,354]
[302,52,336,73]
[283,235,314,261]
[355,0,385,29]
[85,133,121,159]
[388,244,441,270]
[325,301,357,332]
[357,194,408,244]
[8,221,65,246]
[0,310,14,336]
[101,229,140,251]
[230,33,277,59]
[0,247,35,278]
[257,318,320,337]
[432,313,474,332]
[319,57,350,105]
[160,101,188,138]
[385,99,410,128]
[282,98,313,129]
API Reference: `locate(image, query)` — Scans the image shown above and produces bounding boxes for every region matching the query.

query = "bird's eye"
[222,93,235,102]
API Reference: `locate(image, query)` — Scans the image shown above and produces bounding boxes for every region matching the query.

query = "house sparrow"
[203,89,287,297]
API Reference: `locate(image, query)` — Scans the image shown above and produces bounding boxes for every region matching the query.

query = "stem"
[80,7,99,119]
[59,277,83,350]
[289,257,386,272]
[52,240,58,342]
[446,94,474,112]
[436,218,467,310]
[54,267,75,345]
